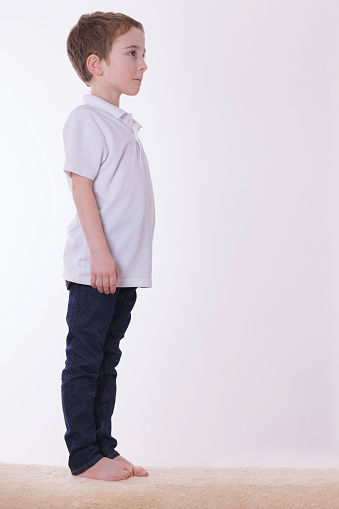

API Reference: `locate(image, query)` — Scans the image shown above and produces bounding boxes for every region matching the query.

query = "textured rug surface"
[1,461,339,509]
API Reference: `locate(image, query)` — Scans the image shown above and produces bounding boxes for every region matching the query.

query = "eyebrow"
[124,45,146,53]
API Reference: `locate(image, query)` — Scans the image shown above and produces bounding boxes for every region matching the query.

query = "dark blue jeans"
[61,281,137,475]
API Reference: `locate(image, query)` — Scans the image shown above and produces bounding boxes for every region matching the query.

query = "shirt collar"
[82,94,142,131]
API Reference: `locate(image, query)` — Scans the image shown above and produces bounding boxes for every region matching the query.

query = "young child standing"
[61,11,155,481]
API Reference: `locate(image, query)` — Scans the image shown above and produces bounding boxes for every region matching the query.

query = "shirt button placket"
[132,123,141,153]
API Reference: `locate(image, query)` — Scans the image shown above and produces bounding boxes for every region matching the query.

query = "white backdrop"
[1,0,339,469]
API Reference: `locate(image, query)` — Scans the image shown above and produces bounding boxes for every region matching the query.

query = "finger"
[103,275,110,295]
[109,274,116,294]
[91,274,97,289]
[96,276,103,293]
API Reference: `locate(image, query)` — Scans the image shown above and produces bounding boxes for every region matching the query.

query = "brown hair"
[66,11,144,86]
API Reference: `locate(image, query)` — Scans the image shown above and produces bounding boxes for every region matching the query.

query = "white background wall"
[1,0,339,469]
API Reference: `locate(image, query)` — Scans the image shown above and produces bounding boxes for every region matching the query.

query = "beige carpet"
[1,462,339,509]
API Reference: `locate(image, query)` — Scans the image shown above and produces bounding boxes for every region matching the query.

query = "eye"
[128,50,146,59]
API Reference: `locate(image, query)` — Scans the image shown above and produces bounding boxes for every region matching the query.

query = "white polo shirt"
[62,93,155,287]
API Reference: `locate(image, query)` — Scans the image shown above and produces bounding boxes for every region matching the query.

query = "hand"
[90,251,119,294]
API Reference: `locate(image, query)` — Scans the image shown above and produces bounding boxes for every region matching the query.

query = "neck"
[89,84,121,108]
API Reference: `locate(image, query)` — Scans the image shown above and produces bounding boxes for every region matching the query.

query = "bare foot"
[77,457,133,481]
[113,455,148,477]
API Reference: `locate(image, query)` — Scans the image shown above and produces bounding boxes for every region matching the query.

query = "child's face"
[94,27,147,100]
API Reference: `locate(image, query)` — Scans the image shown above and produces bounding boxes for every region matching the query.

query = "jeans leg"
[61,282,121,475]
[95,287,137,457]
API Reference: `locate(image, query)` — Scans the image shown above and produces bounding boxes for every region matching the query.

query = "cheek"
[125,59,137,69]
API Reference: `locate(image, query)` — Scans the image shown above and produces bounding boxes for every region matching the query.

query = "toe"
[134,467,148,477]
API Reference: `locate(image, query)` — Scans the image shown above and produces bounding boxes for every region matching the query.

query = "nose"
[140,57,147,72]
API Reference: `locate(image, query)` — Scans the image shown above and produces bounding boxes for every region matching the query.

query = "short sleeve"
[63,112,107,180]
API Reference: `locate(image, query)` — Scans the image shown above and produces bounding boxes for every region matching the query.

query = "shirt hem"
[63,271,152,288]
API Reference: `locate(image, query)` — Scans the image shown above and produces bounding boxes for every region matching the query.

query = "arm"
[71,172,119,294]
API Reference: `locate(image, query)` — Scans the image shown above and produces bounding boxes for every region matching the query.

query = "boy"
[61,11,155,481]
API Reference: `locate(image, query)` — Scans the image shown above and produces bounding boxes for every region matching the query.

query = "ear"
[86,54,104,77]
